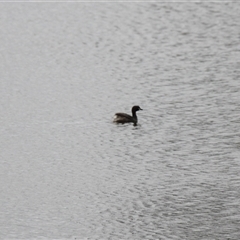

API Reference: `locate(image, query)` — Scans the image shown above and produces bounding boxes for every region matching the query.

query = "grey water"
[1,2,240,239]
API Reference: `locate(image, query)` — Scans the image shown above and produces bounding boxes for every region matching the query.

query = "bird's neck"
[132,110,137,118]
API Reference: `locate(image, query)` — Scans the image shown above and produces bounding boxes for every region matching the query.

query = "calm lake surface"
[1,3,240,239]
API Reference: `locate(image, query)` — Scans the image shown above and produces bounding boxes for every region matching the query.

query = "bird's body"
[113,105,142,126]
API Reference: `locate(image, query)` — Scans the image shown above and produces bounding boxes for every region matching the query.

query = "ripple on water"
[1,2,240,239]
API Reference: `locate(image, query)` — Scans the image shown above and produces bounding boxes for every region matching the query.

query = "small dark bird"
[113,105,143,126]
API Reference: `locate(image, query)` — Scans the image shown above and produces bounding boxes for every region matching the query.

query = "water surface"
[1,2,240,239]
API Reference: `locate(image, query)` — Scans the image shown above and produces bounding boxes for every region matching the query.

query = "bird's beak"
[140,107,143,110]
